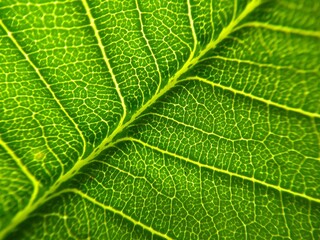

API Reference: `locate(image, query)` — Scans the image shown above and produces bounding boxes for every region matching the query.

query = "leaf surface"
[0,0,319,239]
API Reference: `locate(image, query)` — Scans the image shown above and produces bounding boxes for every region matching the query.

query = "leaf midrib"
[0,0,271,238]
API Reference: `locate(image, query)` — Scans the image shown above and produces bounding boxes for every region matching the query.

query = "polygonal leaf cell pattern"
[0,0,319,239]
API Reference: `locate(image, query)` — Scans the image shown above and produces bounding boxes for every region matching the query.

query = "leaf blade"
[0,0,319,239]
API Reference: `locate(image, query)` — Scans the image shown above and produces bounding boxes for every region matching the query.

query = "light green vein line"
[235,21,320,38]
[53,189,173,240]
[86,160,176,199]
[81,0,127,122]
[0,138,39,213]
[210,0,215,39]
[183,76,320,119]
[146,112,271,151]
[0,8,196,235]
[0,2,264,238]
[188,0,263,65]
[120,137,320,204]
[0,20,87,157]
[147,112,242,141]
[232,0,238,21]
[0,153,92,239]
[187,0,198,55]
[94,0,263,155]
[198,55,316,73]
[280,191,291,238]
[135,0,162,93]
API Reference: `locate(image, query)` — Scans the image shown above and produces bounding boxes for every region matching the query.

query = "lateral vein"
[120,137,320,204]
[188,0,263,65]
[0,137,40,223]
[187,0,198,57]
[81,0,127,122]
[53,188,173,240]
[0,138,39,194]
[198,55,317,74]
[135,0,162,93]
[0,20,87,157]
[0,1,266,238]
[235,21,320,38]
[184,76,320,119]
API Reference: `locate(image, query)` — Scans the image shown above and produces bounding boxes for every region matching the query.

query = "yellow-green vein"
[0,20,87,158]
[116,137,320,203]
[50,188,173,240]
[184,76,320,119]
[235,21,320,38]
[81,0,127,124]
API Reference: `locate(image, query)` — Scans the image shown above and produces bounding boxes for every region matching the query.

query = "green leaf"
[1,0,319,239]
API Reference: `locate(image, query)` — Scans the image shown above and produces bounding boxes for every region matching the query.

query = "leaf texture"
[0,0,319,239]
